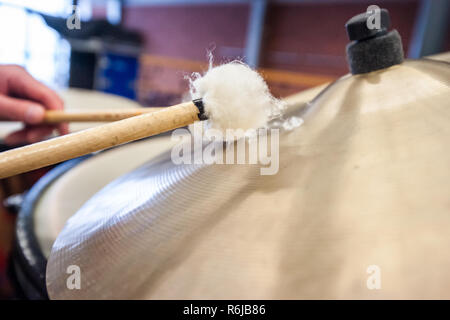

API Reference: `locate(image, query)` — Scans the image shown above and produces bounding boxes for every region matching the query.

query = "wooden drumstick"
[0,100,206,179]
[43,108,163,123]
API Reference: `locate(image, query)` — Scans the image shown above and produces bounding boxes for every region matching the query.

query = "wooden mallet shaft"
[43,108,163,123]
[0,101,203,179]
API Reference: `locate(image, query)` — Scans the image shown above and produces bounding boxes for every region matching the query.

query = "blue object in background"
[97,52,139,100]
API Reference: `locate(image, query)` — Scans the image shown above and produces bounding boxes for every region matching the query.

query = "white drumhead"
[34,135,177,258]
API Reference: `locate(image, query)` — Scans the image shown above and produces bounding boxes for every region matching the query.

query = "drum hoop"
[14,155,92,299]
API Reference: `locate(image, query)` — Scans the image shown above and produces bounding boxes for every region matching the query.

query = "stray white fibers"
[189,61,285,134]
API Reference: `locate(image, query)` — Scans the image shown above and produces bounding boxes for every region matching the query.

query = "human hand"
[0,65,69,145]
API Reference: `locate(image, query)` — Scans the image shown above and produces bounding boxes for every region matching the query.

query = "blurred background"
[0,0,449,103]
[0,0,449,299]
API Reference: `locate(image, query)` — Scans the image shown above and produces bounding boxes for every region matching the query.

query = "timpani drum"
[9,135,177,299]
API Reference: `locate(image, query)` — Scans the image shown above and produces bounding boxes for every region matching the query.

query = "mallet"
[43,108,163,123]
[0,100,204,178]
[0,62,284,179]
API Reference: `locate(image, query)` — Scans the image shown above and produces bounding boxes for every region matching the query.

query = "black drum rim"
[13,155,91,299]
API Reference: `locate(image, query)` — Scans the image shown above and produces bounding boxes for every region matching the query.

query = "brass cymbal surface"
[47,59,450,299]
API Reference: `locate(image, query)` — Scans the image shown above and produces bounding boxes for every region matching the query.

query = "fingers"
[0,95,67,142]
[0,65,69,138]
[57,122,70,136]
[5,65,64,111]
[0,95,45,124]
[4,125,55,146]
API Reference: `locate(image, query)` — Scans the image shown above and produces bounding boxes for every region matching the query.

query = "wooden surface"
[139,54,335,101]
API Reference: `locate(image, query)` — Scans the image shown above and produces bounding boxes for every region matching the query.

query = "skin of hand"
[0,65,69,145]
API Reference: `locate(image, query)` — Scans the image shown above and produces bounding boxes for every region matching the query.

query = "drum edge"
[12,156,91,299]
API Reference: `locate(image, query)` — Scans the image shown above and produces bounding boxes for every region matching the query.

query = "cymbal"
[47,57,450,299]
[46,8,450,298]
